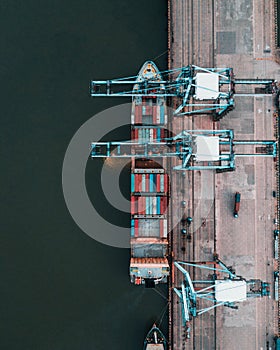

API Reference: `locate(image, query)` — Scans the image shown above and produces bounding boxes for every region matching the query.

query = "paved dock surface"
[168,1,279,349]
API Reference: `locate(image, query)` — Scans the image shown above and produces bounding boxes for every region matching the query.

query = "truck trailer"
[233,192,241,218]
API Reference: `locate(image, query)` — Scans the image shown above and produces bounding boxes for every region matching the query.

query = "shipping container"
[131,218,168,238]
[150,174,155,192]
[153,105,157,124]
[135,218,139,237]
[233,192,241,218]
[160,197,168,214]
[133,127,166,142]
[160,174,165,192]
[134,105,142,124]
[157,197,161,215]
[131,174,135,192]
[139,197,146,215]
[132,195,168,216]
[131,196,135,215]
[131,219,135,237]
[146,174,150,193]
[156,105,160,124]
[160,104,166,124]
[156,174,161,192]
[143,105,153,116]
[141,174,146,192]
[131,174,169,194]
[132,103,167,126]
[152,197,156,215]
[145,197,149,215]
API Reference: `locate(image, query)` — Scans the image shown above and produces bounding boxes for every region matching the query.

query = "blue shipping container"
[131,174,135,192]
[131,219,135,237]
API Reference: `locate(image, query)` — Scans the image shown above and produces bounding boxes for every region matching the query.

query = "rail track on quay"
[168,1,218,349]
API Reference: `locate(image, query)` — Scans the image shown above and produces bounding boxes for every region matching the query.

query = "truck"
[274,271,279,301]
[233,192,241,218]
[275,230,279,260]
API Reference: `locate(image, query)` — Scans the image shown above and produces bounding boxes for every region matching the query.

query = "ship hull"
[130,61,170,287]
[143,324,167,350]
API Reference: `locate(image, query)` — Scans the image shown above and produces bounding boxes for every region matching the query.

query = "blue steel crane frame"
[90,64,276,120]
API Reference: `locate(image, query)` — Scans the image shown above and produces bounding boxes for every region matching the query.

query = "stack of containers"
[131,96,169,240]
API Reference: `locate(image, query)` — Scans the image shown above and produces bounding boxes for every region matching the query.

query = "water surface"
[1,1,168,349]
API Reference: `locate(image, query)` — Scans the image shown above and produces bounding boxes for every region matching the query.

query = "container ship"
[130,61,170,287]
[143,323,167,350]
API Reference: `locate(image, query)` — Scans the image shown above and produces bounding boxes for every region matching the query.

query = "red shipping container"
[134,174,138,192]
[135,129,139,142]
[153,129,157,140]
[160,197,167,214]
[138,197,144,215]
[143,197,148,214]
[139,110,143,124]
[139,174,143,193]
[153,105,157,117]
[153,111,157,124]
[156,174,161,193]
[138,174,142,193]
[164,197,168,213]
[135,105,142,124]
[139,105,143,122]
[146,174,149,192]
[143,197,147,214]
[137,174,142,193]
[135,219,139,237]
[145,106,153,115]
[131,196,135,214]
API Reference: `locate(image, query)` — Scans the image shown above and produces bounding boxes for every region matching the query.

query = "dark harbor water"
[1,1,168,349]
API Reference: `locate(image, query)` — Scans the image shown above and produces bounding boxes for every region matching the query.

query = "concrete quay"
[168,1,280,349]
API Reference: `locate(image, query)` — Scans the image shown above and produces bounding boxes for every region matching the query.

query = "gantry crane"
[91,129,277,171]
[90,64,276,120]
[173,257,270,339]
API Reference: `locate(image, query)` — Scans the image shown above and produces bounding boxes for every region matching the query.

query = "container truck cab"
[233,192,241,218]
